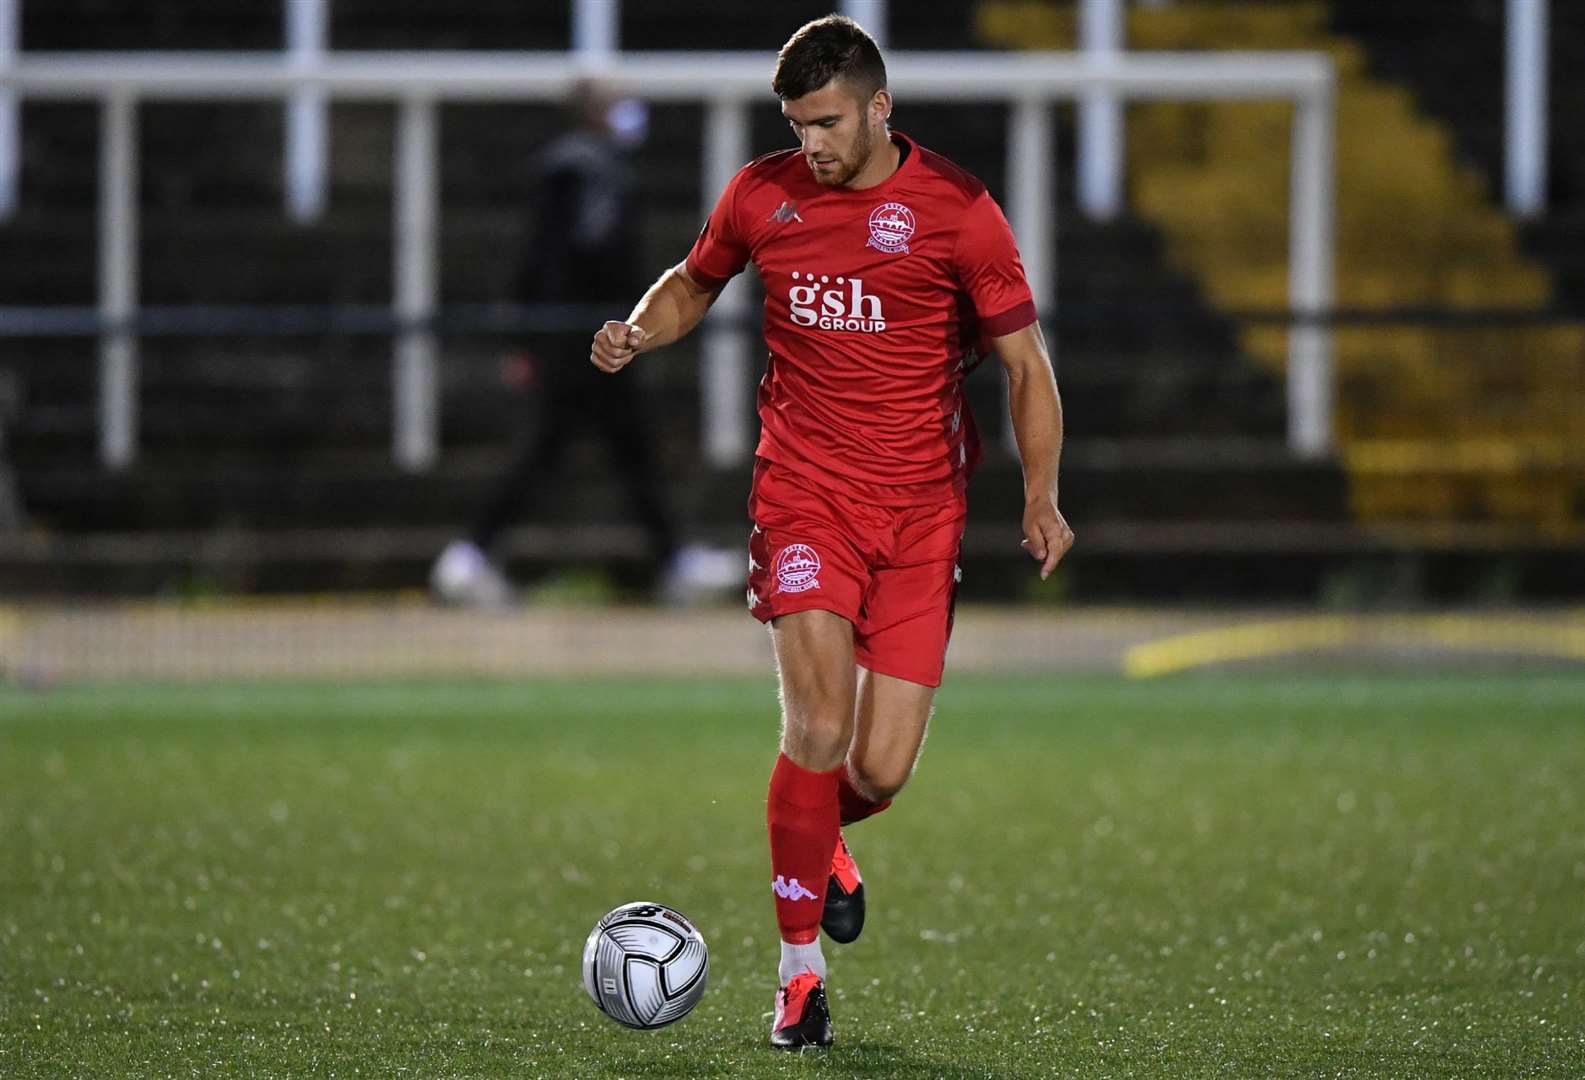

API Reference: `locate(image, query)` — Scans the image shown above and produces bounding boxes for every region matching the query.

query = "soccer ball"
[581,901,709,1029]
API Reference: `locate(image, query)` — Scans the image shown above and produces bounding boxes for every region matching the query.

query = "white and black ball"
[581,901,708,1030]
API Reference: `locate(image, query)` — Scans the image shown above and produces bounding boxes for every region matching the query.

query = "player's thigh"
[849,667,936,797]
[770,610,859,767]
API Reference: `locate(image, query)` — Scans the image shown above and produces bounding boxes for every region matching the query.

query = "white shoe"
[430,540,517,610]
[659,543,745,606]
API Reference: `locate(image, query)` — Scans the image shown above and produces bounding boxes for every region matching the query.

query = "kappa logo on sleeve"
[773,544,821,594]
[768,201,804,224]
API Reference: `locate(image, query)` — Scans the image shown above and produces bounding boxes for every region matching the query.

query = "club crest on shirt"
[774,544,822,594]
[867,202,915,254]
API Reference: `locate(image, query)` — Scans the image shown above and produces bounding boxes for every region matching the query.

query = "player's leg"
[773,609,859,770]
[820,668,934,944]
[823,495,965,946]
[847,666,935,809]
[764,610,855,1049]
[747,459,878,1048]
[765,613,852,938]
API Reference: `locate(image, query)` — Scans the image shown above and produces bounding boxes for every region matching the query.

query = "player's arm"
[590,262,721,374]
[993,320,1074,579]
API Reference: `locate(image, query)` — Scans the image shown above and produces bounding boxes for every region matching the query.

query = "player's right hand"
[591,321,647,373]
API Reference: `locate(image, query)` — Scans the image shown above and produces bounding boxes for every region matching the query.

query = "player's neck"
[842,133,903,192]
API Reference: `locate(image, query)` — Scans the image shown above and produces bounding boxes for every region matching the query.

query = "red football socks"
[766,753,842,945]
[836,768,892,826]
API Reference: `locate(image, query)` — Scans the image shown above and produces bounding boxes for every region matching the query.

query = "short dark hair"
[772,15,887,103]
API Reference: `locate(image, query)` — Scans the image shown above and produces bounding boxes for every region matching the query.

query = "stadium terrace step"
[10,442,1341,533]
[18,0,987,55]
[1326,0,1585,311]
[0,214,97,306]
[978,0,1585,536]
[1046,353,1287,440]
[5,516,1581,601]
[328,0,569,50]
[40,438,1572,603]
[21,4,280,49]
[0,205,557,307]
[1517,215,1585,310]
[14,105,99,209]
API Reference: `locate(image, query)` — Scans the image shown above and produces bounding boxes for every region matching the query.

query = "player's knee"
[849,757,912,801]
[781,711,852,770]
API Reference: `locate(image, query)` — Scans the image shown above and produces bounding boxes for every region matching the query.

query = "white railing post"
[1007,96,1055,453]
[841,0,887,46]
[572,0,618,56]
[0,0,18,220]
[1288,78,1335,459]
[393,96,438,471]
[700,97,751,467]
[99,92,138,470]
[285,0,329,222]
[1505,0,1548,218]
[1078,0,1124,220]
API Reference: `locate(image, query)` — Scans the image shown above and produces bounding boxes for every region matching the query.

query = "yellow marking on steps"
[1124,612,1585,677]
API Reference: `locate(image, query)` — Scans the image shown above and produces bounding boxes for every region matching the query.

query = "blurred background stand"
[0,0,1580,677]
[0,367,24,531]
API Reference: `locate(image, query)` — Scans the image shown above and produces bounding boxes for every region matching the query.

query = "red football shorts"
[747,458,967,688]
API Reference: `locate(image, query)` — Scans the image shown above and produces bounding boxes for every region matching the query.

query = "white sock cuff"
[779,939,827,985]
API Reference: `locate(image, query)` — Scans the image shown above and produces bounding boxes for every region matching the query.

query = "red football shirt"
[685,131,1037,505]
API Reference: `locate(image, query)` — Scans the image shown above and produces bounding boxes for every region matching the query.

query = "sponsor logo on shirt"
[787,272,886,333]
[773,543,822,594]
[867,202,915,254]
[768,200,803,224]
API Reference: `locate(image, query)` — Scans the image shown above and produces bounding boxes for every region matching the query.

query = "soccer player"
[590,15,1073,1049]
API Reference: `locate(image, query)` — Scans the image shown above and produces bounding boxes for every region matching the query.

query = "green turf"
[2,674,1584,1078]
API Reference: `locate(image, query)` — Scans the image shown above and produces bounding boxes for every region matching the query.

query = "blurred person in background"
[431,80,738,608]
[589,16,1073,1049]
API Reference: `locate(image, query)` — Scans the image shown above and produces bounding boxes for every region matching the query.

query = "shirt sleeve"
[953,191,1037,338]
[684,167,752,290]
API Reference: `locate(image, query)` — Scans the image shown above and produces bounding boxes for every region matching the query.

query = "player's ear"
[869,88,892,128]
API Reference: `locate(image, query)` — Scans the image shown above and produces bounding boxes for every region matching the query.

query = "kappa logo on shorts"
[773,544,822,594]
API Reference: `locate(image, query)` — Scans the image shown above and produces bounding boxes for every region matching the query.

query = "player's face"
[782,79,890,188]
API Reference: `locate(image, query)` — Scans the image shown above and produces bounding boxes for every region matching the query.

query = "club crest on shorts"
[867,202,915,254]
[773,544,822,594]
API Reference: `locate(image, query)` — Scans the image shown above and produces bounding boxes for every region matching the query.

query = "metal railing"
[0,49,1337,469]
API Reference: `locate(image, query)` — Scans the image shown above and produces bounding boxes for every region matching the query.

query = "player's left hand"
[1020,495,1074,581]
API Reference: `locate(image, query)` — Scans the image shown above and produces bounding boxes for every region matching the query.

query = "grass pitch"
[3,673,1583,1078]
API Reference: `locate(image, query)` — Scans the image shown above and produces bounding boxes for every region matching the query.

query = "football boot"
[770,971,834,1049]
[821,832,865,944]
